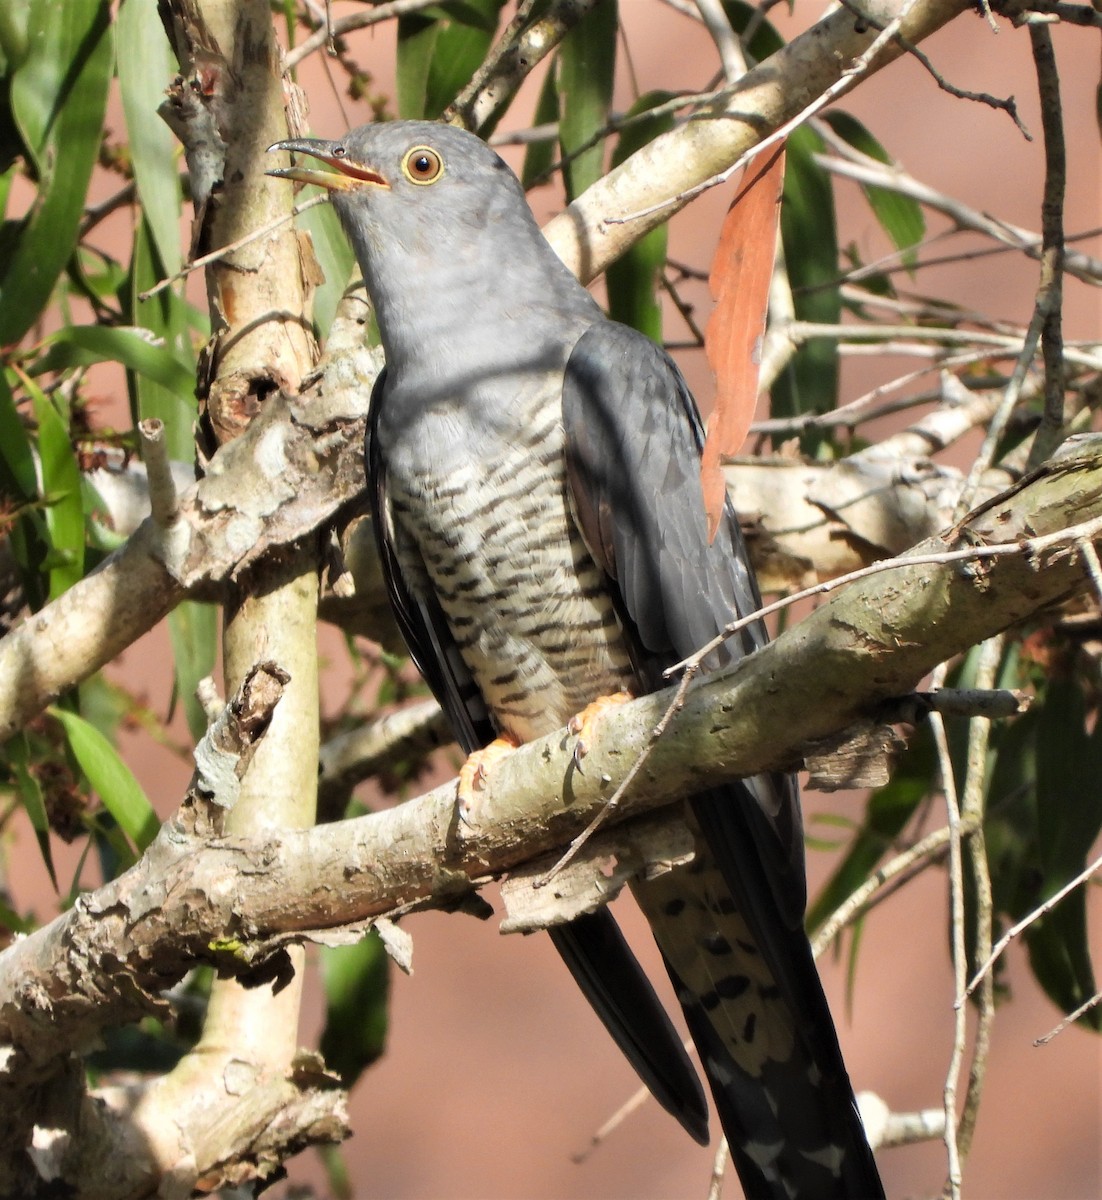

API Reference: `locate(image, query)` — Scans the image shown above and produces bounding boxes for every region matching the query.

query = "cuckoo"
[270,121,884,1200]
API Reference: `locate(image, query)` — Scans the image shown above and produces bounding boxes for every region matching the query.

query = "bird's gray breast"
[381,374,633,743]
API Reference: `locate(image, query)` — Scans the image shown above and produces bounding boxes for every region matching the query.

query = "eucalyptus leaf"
[1,0,112,345]
[117,0,181,275]
[320,933,390,1087]
[823,112,925,273]
[606,92,675,342]
[51,707,159,851]
[558,0,617,202]
[772,124,839,451]
[29,378,83,599]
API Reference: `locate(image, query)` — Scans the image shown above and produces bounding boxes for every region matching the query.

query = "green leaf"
[557,0,617,202]
[0,370,49,608]
[606,92,675,342]
[822,112,925,273]
[0,366,36,499]
[772,123,839,451]
[721,0,784,59]
[6,732,58,890]
[1023,677,1102,1026]
[0,2,31,70]
[397,0,504,121]
[116,0,181,275]
[1034,680,1102,881]
[36,323,196,399]
[168,601,218,742]
[806,724,935,934]
[396,13,438,121]
[0,0,113,345]
[50,706,159,851]
[125,221,201,460]
[28,376,84,599]
[520,63,560,189]
[299,196,357,339]
[320,933,391,1087]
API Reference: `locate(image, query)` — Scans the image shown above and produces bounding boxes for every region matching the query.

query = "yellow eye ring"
[402,146,444,186]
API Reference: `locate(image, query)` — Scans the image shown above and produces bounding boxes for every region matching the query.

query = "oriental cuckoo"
[270,121,884,1200]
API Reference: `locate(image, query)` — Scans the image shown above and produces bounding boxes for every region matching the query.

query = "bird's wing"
[562,321,804,918]
[563,321,883,1200]
[367,373,493,750]
[365,368,710,1145]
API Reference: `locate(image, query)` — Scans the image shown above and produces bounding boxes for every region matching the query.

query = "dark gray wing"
[365,368,709,1145]
[562,321,804,919]
[563,321,883,1200]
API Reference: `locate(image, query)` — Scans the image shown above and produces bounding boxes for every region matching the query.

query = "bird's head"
[268,121,537,270]
[267,120,595,365]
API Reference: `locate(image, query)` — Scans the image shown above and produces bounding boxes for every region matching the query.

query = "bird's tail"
[632,790,884,1200]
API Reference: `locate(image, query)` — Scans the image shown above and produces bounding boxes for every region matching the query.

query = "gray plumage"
[269,121,883,1200]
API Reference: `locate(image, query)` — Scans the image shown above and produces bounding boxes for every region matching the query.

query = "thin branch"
[953,636,1001,1163]
[707,1137,731,1200]
[667,505,1102,679]
[1034,990,1102,1045]
[695,0,747,80]
[445,0,589,132]
[138,194,325,300]
[952,278,1051,520]
[1024,23,1068,468]
[811,820,973,957]
[927,669,965,1200]
[1023,0,1102,25]
[137,418,179,530]
[867,22,1029,134]
[282,0,444,72]
[815,152,1102,287]
[543,0,976,281]
[1076,538,1102,606]
[965,848,1102,998]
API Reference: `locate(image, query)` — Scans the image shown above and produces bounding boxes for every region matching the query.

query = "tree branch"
[541,0,975,282]
[4,435,1102,1193]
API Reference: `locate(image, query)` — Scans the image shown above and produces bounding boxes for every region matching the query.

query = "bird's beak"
[266,138,390,192]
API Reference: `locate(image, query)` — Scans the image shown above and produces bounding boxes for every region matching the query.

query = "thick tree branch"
[542,0,975,282]
[3,435,1101,1150]
[0,0,983,743]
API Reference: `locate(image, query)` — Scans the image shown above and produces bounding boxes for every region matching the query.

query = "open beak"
[267,138,389,193]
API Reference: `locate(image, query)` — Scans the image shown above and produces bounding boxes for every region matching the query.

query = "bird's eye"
[402,146,444,186]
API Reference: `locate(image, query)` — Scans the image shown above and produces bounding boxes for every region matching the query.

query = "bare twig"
[138,194,325,300]
[953,636,1001,1162]
[811,820,975,957]
[695,0,746,80]
[1076,538,1102,606]
[814,152,1102,286]
[534,670,698,886]
[707,1137,731,1200]
[927,666,965,1199]
[445,0,598,132]
[965,848,1102,998]
[667,507,1102,679]
[137,419,179,530]
[1024,23,1068,468]
[607,0,930,228]
[1035,990,1102,1045]
[282,0,443,71]
[571,1082,656,1162]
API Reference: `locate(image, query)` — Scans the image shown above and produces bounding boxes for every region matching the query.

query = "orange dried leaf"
[701,142,786,541]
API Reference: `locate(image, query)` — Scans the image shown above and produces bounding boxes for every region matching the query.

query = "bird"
[269,120,884,1200]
